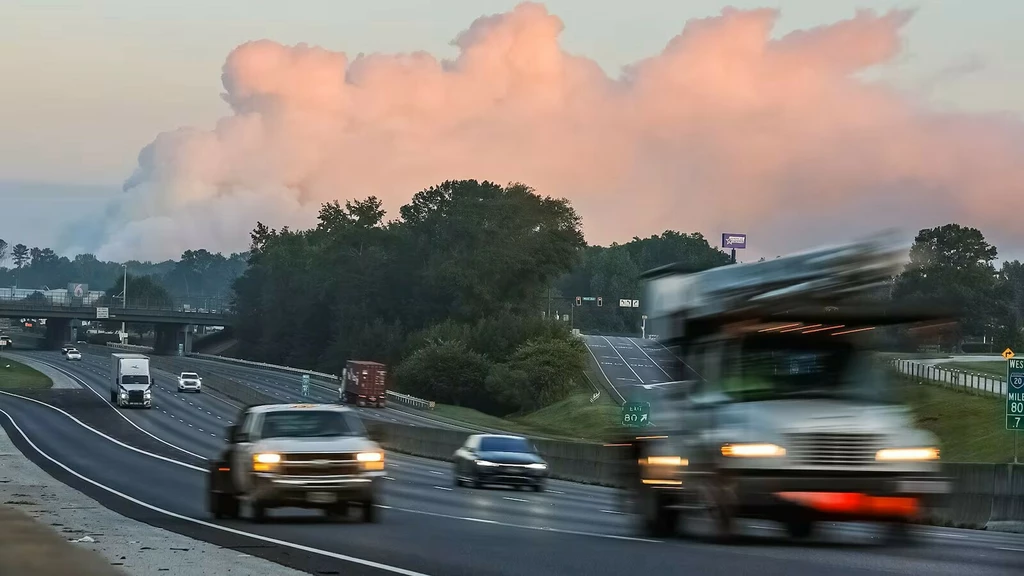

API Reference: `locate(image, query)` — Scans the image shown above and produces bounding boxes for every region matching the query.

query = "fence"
[890,358,1007,397]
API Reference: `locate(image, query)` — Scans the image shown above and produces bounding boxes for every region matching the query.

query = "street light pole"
[121,264,127,344]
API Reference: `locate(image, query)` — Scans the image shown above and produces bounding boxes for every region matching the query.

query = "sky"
[1,0,1023,262]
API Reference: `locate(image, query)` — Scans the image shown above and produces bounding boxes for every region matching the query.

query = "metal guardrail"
[105,342,154,353]
[890,358,1006,397]
[185,352,437,410]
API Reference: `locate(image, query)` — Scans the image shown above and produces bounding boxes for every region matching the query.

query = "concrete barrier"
[0,506,126,576]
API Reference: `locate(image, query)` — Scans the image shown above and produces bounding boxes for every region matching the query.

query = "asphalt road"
[0,349,1022,575]
[582,335,691,402]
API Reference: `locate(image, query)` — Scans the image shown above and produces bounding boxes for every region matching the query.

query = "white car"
[178,372,202,393]
[66,349,82,361]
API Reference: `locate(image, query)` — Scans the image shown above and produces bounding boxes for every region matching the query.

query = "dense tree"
[893,224,999,349]
[106,273,173,308]
[232,180,589,414]
[555,231,730,333]
[11,244,28,268]
[996,260,1024,351]
[0,239,7,267]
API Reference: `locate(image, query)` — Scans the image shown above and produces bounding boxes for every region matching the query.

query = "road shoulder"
[0,416,307,576]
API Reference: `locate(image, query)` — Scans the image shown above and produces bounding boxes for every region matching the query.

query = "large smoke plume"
[93,3,1024,261]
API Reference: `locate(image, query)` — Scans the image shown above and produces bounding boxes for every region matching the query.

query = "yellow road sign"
[1003,348,1015,360]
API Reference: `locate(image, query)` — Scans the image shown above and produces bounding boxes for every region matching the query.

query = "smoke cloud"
[95,2,1024,261]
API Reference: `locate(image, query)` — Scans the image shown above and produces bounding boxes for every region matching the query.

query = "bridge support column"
[43,319,72,350]
[153,324,194,355]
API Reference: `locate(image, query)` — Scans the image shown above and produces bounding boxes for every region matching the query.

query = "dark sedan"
[452,434,549,491]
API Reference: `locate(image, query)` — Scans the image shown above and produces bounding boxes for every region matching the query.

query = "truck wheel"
[682,481,735,543]
[325,502,349,521]
[251,501,268,523]
[785,515,815,539]
[883,521,917,546]
[211,492,239,519]
[634,485,677,537]
[361,498,378,523]
[110,391,116,403]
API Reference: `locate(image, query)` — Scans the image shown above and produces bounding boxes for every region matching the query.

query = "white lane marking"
[546,490,565,495]
[429,471,444,475]
[623,337,673,379]
[582,338,626,403]
[0,392,205,473]
[377,505,661,544]
[0,408,433,576]
[502,497,529,503]
[996,547,1024,552]
[600,336,646,385]
[35,359,206,460]
[433,486,453,491]
[599,509,625,515]
[921,532,969,539]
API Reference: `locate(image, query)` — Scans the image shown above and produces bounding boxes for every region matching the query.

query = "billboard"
[67,283,89,298]
[721,233,747,249]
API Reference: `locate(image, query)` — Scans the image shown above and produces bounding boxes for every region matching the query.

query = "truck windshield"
[121,375,149,385]
[721,335,890,403]
[260,411,366,439]
[181,373,198,379]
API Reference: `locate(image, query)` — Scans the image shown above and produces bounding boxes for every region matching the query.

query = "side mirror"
[227,424,242,443]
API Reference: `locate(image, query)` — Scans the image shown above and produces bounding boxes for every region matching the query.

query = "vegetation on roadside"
[0,358,52,390]
[429,392,622,442]
[892,373,1016,463]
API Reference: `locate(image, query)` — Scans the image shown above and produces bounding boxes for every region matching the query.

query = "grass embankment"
[431,392,621,442]
[0,358,53,390]
[943,361,1008,379]
[895,376,1015,463]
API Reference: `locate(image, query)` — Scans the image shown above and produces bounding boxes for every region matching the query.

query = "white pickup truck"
[207,403,384,523]
[177,372,202,393]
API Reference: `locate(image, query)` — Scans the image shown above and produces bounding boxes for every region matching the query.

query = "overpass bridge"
[0,294,233,354]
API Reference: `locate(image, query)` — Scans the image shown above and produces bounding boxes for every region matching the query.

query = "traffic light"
[597,297,603,307]
[575,296,582,307]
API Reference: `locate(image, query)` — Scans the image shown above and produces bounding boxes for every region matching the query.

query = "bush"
[393,341,492,407]
[504,336,588,412]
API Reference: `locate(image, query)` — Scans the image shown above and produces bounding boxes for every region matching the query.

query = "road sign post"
[1007,354,1023,463]
[302,374,310,397]
[621,401,651,428]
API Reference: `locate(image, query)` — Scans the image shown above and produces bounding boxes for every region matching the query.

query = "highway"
[0,348,1021,575]
[582,335,689,402]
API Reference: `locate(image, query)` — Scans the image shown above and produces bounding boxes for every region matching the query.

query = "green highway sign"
[302,374,310,397]
[1008,357,1024,430]
[621,401,651,428]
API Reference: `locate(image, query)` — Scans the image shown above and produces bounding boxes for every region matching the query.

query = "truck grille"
[784,433,881,466]
[280,453,360,476]
[128,390,145,403]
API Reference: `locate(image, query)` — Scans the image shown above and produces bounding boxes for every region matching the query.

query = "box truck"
[338,360,388,408]
[110,353,152,408]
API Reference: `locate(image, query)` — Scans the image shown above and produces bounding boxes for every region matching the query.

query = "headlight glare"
[721,443,787,457]
[876,447,939,461]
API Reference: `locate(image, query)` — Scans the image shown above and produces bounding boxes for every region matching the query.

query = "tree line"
[0,238,246,305]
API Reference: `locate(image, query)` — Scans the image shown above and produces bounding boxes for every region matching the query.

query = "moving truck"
[338,360,388,408]
[110,353,152,408]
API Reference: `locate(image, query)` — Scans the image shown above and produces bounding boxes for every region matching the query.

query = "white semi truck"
[622,237,953,543]
[110,353,153,409]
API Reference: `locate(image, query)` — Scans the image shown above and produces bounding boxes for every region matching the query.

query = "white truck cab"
[110,353,152,408]
[208,403,384,523]
[625,237,953,543]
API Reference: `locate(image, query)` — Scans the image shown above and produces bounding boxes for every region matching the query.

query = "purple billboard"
[722,233,747,249]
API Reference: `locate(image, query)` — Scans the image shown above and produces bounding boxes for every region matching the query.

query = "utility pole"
[121,264,127,344]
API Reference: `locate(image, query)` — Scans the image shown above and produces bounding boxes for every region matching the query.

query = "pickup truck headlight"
[253,453,281,472]
[721,443,787,457]
[357,451,385,470]
[475,460,499,467]
[526,463,548,470]
[876,448,939,461]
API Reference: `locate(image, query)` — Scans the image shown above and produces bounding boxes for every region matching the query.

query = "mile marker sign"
[1007,356,1024,431]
